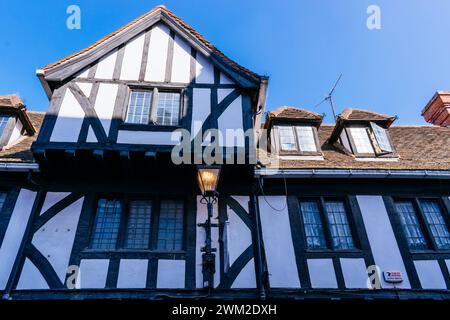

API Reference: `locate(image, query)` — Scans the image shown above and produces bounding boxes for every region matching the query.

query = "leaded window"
[370,122,392,152]
[350,127,374,154]
[125,89,181,126]
[155,92,181,126]
[124,200,152,249]
[325,201,355,250]
[0,116,10,138]
[0,192,7,212]
[277,125,319,153]
[125,91,152,124]
[300,201,327,249]
[157,200,184,251]
[394,200,428,250]
[295,126,317,152]
[90,199,122,250]
[278,126,297,151]
[420,200,450,249]
[299,198,356,250]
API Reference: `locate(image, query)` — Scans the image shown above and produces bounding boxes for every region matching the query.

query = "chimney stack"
[422,91,450,126]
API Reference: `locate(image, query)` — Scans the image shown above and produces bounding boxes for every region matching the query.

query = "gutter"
[255,168,450,179]
[0,162,40,172]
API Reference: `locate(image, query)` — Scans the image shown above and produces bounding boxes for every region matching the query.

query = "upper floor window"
[89,197,184,251]
[299,198,356,250]
[0,115,14,146]
[394,198,450,251]
[125,89,181,126]
[277,125,319,154]
[0,192,8,212]
[344,122,395,157]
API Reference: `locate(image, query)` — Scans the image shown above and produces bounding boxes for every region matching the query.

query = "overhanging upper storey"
[33,5,268,169]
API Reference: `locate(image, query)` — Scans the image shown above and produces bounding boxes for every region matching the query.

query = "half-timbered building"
[0,5,449,300]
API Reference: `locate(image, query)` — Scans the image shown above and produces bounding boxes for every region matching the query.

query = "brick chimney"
[422,91,450,126]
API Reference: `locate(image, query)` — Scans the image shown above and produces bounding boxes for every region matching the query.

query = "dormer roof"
[264,106,323,128]
[0,94,36,136]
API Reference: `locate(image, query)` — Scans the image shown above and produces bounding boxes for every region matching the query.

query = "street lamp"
[196,165,221,289]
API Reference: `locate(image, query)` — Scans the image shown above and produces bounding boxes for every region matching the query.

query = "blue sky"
[1,0,449,124]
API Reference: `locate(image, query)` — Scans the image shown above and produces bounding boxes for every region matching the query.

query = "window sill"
[278,154,324,161]
[82,248,186,254]
[119,123,182,132]
[354,156,399,162]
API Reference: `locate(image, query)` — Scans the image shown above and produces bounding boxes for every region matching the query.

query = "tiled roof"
[0,94,25,108]
[41,5,262,82]
[338,108,396,123]
[259,124,450,171]
[0,112,44,163]
[264,106,323,128]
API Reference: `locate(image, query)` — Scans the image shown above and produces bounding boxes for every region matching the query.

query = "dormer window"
[276,124,320,154]
[345,123,395,157]
[125,88,181,126]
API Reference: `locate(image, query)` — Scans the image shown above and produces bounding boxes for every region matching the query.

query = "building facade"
[0,5,449,300]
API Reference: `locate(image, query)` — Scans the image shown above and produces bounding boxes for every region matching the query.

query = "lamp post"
[196,165,221,289]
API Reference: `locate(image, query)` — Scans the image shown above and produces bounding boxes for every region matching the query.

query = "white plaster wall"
[357,195,411,289]
[227,196,251,266]
[258,196,300,288]
[40,192,71,215]
[414,260,446,289]
[195,52,214,84]
[231,258,256,288]
[16,258,49,290]
[191,88,211,140]
[50,90,85,142]
[117,259,148,289]
[171,35,191,83]
[77,82,92,97]
[196,196,220,288]
[145,24,170,82]
[87,83,118,142]
[76,259,109,289]
[218,88,233,104]
[117,130,182,145]
[94,50,118,79]
[340,258,368,289]
[77,67,90,78]
[218,95,244,147]
[120,32,146,81]
[31,196,84,283]
[308,259,338,288]
[0,189,37,290]
[157,259,185,288]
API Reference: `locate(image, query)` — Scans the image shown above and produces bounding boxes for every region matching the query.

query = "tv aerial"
[315,74,343,122]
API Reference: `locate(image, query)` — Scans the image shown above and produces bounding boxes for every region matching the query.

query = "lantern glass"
[197,167,220,196]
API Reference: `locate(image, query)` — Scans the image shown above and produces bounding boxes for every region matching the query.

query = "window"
[295,126,317,152]
[0,116,11,137]
[125,89,181,126]
[156,92,181,126]
[89,197,185,251]
[278,126,297,151]
[157,200,184,251]
[124,200,152,249]
[349,127,374,154]
[346,123,395,156]
[394,199,450,251]
[299,198,356,250]
[90,199,122,250]
[277,125,319,153]
[370,122,392,152]
[125,91,152,124]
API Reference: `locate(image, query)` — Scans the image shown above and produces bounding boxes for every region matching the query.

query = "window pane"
[295,126,317,152]
[370,122,392,152]
[157,200,184,251]
[299,201,327,249]
[126,91,152,124]
[325,201,355,250]
[350,127,374,154]
[278,126,297,151]
[124,200,152,249]
[90,199,122,250]
[0,116,11,138]
[394,201,428,250]
[420,200,450,250]
[156,92,180,126]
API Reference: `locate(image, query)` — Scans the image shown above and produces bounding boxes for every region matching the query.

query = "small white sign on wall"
[383,271,403,283]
